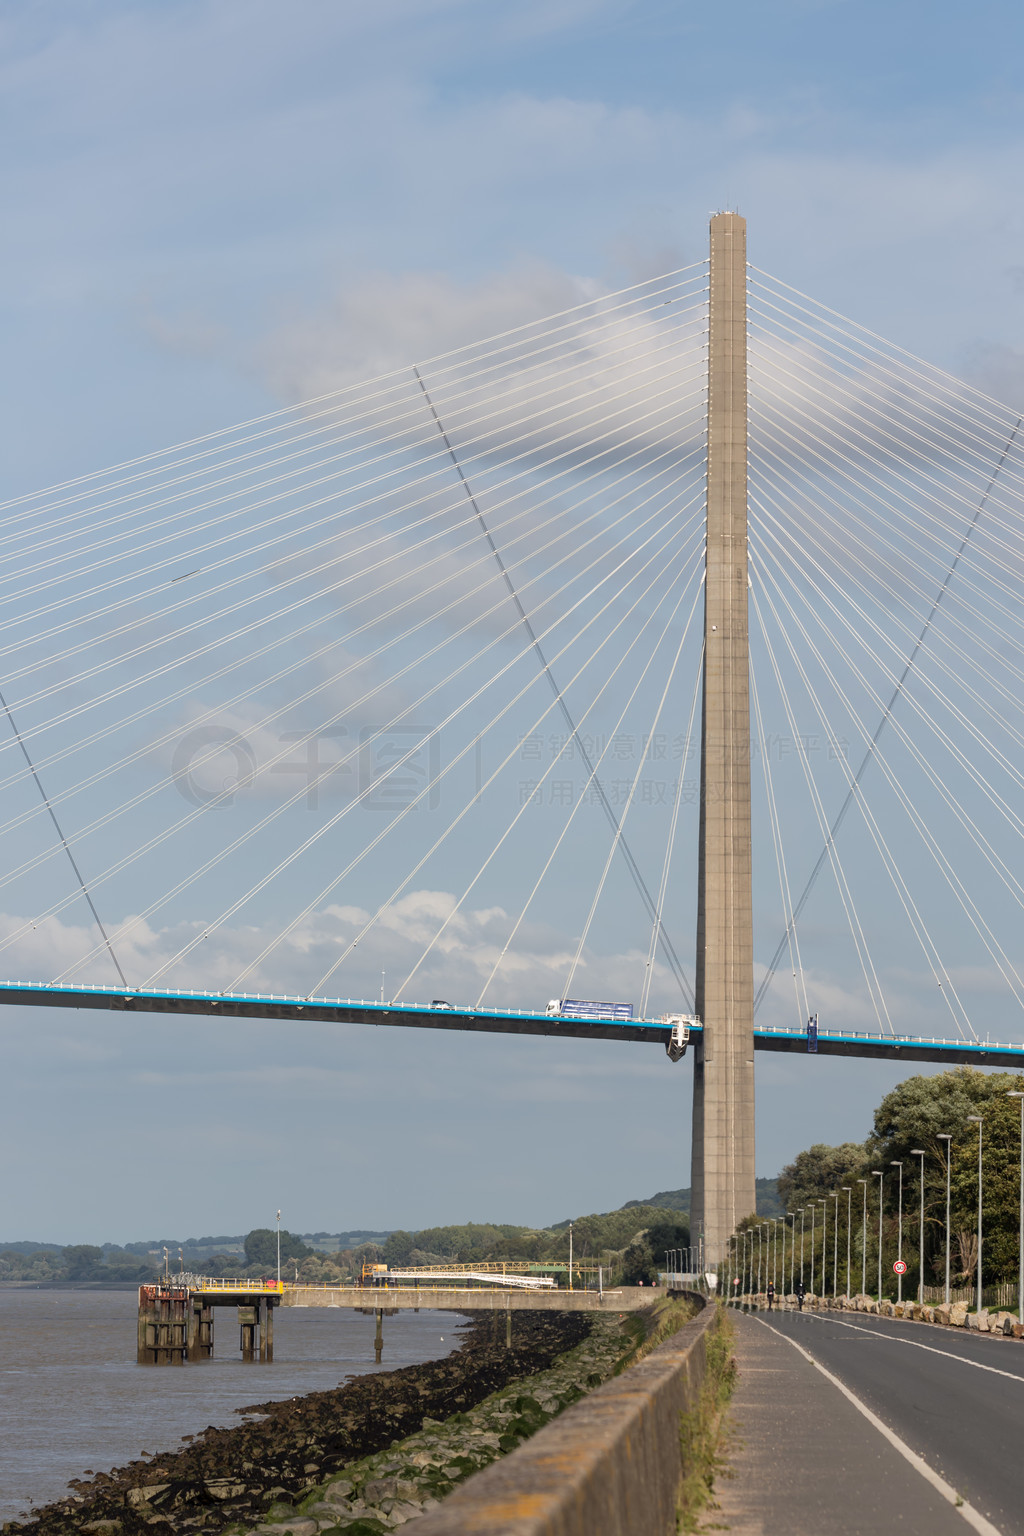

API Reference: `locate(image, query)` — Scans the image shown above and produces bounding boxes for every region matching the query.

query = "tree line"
[0,1206,692,1288]
[734,1067,1024,1297]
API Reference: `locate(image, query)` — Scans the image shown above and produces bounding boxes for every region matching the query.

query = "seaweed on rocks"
[3,1312,593,1536]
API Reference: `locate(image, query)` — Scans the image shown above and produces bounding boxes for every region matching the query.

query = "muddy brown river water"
[0,1288,460,1524]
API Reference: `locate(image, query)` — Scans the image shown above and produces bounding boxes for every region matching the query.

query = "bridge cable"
[751,529,985,1039]
[0,261,709,521]
[639,641,703,1019]
[751,526,994,1037]
[129,509,697,992]
[231,525,703,999]
[749,568,894,1035]
[750,654,808,1027]
[747,408,1024,691]
[557,569,701,1006]
[0,442,705,887]
[751,501,1024,1019]
[748,328,1024,551]
[750,443,1024,812]
[747,291,1024,500]
[414,363,694,1000]
[749,265,1024,436]
[752,413,1022,1015]
[0,321,708,660]
[1,453,701,935]
[391,551,703,1005]
[0,292,709,605]
[0,686,127,988]
[34,496,696,982]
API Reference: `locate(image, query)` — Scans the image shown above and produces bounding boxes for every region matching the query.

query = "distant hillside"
[625,1178,782,1219]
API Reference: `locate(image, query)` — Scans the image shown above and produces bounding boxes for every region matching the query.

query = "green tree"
[868,1068,1024,1290]
[243,1228,312,1269]
[777,1143,866,1212]
[382,1230,417,1266]
[62,1244,104,1280]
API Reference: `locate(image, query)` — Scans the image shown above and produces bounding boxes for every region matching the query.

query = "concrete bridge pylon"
[690,211,756,1265]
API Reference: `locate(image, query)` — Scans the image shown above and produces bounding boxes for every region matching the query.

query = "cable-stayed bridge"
[3,215,1024,1258]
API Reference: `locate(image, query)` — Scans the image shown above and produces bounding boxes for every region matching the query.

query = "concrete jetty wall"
[280,1284,665,1313]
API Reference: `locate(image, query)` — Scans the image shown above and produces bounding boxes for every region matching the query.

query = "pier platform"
[136,1280,663,1362]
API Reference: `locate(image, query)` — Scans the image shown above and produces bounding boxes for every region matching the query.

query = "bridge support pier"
[690,211,756,1266]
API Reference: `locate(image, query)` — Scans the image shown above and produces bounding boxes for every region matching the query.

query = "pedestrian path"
[712,1311,989,1535]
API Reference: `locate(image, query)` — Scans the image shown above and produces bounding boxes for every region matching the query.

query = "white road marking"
[753,1315,1004,1536]
[802,1311,1024,1383]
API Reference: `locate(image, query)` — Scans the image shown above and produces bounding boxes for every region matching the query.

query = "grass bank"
[677,1307,736,1533]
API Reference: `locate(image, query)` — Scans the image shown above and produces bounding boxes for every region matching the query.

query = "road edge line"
[750,1315,1003,1536]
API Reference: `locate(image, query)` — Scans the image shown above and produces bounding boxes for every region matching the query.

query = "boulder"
[935,1304,952,1325]
[1012,1322,1024,1340]
[949,1302,968,1326]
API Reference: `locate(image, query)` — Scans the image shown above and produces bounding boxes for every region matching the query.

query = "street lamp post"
[800,1208,806,1286]
[276,1208,282,1288]
[819,1200,828,1296]
[891,1161,904,1304]
[788,1212,796,1294]
[842,1187,852,1299]
[967,1115,983,1312]
[831,1192,840,1301]
[757,1225,763,1294]
[872,1171,884,1303]
[857,1179,868,1296]
[937,1134,953,1306]
[1008,1093,1024,1326]
[911,1150,926,1306]
[781,1214,786,1300]
[809,1203,816,1296]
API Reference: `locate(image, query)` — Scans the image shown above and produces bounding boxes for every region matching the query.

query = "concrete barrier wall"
[281,1284,664,1312]
[405,1296,717,1536]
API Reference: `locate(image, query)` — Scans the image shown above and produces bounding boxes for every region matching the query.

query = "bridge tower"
[690,212,756,1264]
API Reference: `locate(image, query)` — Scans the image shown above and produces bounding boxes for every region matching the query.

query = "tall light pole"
[937,1133,952,1306]
[810,1204,822,1290]
[967,1115,983,1312]
[819,1199,828,1296]
[780,1214,786,1299]
[911,1150,926,1306]
[276,1208,282,1287]
[799,1207,806,1286]
[842,1187,852,1299]
[857,1179,868,1296]
[788,1212,796,1294]
[831,1191,840,1301]
[872,1171,884,1303]
[756,1224,763,1294]
[891,1161,904,1304]
[1007,1093,1024,1326]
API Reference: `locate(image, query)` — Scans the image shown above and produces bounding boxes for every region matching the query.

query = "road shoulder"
[712,1310,973,1535]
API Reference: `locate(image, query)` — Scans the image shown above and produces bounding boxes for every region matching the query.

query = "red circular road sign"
[893,1259,908,1275]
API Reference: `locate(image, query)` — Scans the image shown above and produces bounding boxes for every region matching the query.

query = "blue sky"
[2,0,1024,1243]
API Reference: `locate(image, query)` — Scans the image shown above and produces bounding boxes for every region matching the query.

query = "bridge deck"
[2,980,1022,1069]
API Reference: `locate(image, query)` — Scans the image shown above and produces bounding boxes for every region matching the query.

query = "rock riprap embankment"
[2,1311,606,1536]
[252,1314,635,1534]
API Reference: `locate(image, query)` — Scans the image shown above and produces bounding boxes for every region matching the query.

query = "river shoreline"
[3,1311,594,1536]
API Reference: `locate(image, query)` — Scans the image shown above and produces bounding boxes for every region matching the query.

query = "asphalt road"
[755,1307,1024,1534]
